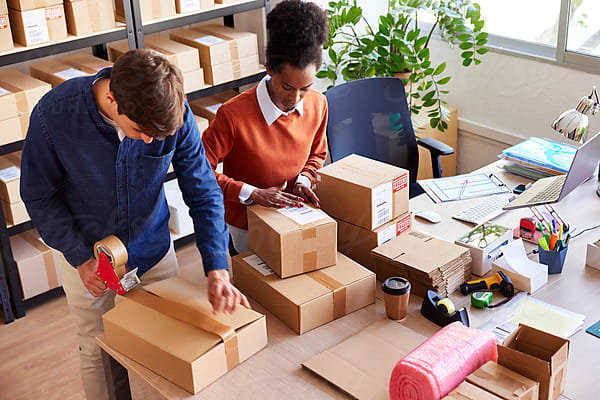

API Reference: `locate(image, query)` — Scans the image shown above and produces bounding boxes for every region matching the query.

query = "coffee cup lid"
[382,277,411,295]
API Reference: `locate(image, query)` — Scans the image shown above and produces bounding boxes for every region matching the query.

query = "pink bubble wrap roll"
[389,321,498,400]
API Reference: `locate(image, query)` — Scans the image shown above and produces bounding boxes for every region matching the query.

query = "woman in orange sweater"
[202,0,329,253]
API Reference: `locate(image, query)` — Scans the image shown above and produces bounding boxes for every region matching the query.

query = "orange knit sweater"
[202,86,328,229]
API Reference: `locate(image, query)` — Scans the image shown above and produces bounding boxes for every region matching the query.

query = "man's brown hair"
[110,49,185,137]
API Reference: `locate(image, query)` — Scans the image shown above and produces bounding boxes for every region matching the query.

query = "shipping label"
[54,68,88,80]
[393,173,408,192]
[396,214,411,235]
[22,8,49,45]
[0,86,10,96]
[194,35,224,46]
[243,254,274,276]
[277,204,328,225]
[0,166,20,183]
[371,182,392,228]
[179,0,200,13]
[377,225,396,246]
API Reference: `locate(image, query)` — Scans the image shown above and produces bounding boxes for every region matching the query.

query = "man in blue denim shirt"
[20,50,249,400]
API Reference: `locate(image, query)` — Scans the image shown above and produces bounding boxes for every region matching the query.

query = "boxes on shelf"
[247,204,337,278]
[336,212,411,273]
[64,0,115,36]
[0,116,21,146]
[498,324,569,400]
[7,0,60,11]
[9,4,67,46]
[194,114,209,133]
[465,361,539,400]
[455,222,513,276]
[232,251,375,334]
[189,90,237,122]
[0,151,21,204]
[30,54,111,87]
[175,0,212,14]
[115,0,175,23]
[103,276,268,394]
[2,198,28,225]
[316,154,409,230]
[61,52,113,72]
[0,13,13,52]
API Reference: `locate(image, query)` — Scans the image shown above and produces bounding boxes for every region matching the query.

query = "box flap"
[248,204,334,233]
[317,154,407,188]
[510,324,570,368]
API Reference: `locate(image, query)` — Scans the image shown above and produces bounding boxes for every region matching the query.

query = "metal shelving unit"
[0,0,270,324]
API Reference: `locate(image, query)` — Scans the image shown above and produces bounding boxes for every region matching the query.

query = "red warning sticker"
[46,6,63,20]
[396,214,411,235]
[0,16,8,29]
[393,174,408,192]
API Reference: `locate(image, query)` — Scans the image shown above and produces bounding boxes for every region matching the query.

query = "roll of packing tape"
[436,298,455,315]
[94,235,128,267]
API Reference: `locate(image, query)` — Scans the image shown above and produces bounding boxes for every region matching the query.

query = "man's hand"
[249,182,303,208]
[292,183,320,208]
[77,257,107,297]
[207,269,251,314]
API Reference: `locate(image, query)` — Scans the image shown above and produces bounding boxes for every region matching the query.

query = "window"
[566,1,600,58]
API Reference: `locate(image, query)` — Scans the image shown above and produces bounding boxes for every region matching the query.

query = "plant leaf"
[459,42,473,50]
[458,33,472,41]
[463,58,472,66]
[461,51,474,58]
[316,70,328,79]
[476,48,489,55]
[437,76,451,85]
[433,62,446,75]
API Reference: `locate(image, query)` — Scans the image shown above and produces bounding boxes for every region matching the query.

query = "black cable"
[569,223,600,240]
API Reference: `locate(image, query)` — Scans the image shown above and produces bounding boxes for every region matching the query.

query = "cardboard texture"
[61,53,113,72]
[302,318,427,400]
[0,151,21,203]
[443,381,503,400]
[0,14,13,52]
[0,70,50,120]
[174,0,212,14]
[0,116,22,146]
[182,68,204,93]
[336,212,411,273]
[189,90,237,122]
[232,251,375,334]
[1,0,7,14]
[316,154,409,230]
[169,28,231,66]
[115,0,175,23]
[102,276,268,394]
[197,24,258,59]
[30,54,110,87]
[371,229,473,297]
[232,54,260,79]
[585,240,600,270]
[247,204,337,278]
[19,113,29,138]
[498,324,569,400]
[466,361,539,400]
[109,37,201,73]
[2,199,29,225]
[7,0,60,12]
[201,61,234,85]
[64,0,115,36]
[9,5,67,46]
[10,229,65,299]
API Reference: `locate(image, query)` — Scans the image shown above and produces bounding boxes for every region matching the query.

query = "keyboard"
[452,195,512,225]
[528,175,566,204]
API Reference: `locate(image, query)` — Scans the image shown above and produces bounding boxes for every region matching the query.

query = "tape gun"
[94,235,139,295]
[420,290,469,327]
[459,271,515,298]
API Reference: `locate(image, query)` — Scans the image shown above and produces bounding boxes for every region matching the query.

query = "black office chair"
[325,77,454,198]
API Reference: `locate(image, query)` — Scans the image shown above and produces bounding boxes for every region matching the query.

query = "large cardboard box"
[7,0,60,12]
[115,0,175,23]
[247,204,337,278]
[0,70,51,116]
[316,154,409,230]
[103,277,268,394]
[443,381,503,400]
[61,53,113,72]
[2,198,28,225]
[201,61,234,85]
[197,24,258,59]
[174,0,212,14]
[30,54,111,87]
[64,0,115,36]
[189,90,237,122]
[466,361,539,400]
[0,151,21,204]
[169,28,231,66]
[0,116,22,146]
[0,14,13,52]
[182,68,204,93]
[233,54,260,79]
[337,212,411,273]
[10,230,64,299]
[9,5,67,46]
[498,324,569,400]
[232,251,375,334]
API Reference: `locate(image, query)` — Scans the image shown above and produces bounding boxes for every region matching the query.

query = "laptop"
[504,132,600,210]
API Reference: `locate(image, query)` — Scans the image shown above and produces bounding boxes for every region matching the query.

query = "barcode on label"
[243,254,274,276]
[371,182,393,228]
[376,207,390,227]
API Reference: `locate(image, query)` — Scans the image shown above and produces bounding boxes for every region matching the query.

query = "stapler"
[420,290,470,327]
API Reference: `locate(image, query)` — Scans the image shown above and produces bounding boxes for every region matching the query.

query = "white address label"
[0,87,10,96]
[22,8,50,45]
[0,166,20,183]
[194,35,224,46]
[371,182,392,228]
[377,224,396,246]
[54,68,88,80]
[179,0,200,13]
[243,254,274,276]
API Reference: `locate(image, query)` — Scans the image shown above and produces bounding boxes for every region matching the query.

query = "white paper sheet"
[194,35,224,46]
[0,166,20,183]
[277,204,328,225]
[493,239,547,293]
[54,68,88,80]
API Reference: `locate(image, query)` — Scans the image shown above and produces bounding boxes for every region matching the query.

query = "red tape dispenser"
[94,235,139,295]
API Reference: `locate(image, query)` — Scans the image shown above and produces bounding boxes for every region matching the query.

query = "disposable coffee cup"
[382,277,411,320]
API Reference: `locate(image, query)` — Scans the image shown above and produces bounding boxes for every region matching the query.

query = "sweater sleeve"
[300,97,328,185]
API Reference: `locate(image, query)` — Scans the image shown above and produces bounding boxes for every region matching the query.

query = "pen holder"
[538,244,568,274]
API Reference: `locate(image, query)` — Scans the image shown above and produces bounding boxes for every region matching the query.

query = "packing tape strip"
[94,235,128,269]
[124,288,240,370]
[308,270,346,319]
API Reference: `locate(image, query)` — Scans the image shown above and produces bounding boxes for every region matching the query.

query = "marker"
[559,224,563,240]
[552,220,556,233]
[538,238,549,251]
[549,233,558,251]
[537,222,545,233]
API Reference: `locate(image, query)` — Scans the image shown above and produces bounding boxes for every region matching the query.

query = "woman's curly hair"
[266,0,329,73]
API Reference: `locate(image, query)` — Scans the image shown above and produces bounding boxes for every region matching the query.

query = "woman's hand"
[249,182,303,208]
[293,183,320,208]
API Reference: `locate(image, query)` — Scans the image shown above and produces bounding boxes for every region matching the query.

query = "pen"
[552,220,556,233]
[559,224,563,240]
[459,179,468,200]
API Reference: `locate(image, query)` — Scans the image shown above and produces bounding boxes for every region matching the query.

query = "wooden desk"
[97,161,599,400]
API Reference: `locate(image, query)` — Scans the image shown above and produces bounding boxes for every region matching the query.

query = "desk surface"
[97,161,600,400]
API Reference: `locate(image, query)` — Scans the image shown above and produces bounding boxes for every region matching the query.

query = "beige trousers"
[61,241,179,400]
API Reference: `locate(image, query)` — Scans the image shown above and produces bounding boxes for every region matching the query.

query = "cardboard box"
[189,90,237,122]
[0,14,13,52]
[61,53,113,72]
[115,0,175,23]
[2,199,29,225]
[585,239,600,270]
[202,61,233,85]
[316,154,409,230]
[64,0,115,36]
[443,381,503,400]
[233,54,260,79]
[169,28,232,66]
[247,204,337,278]
[0,69,51,116]
[30,55,110,87]
[19,113,29,138]
[9,4,67,46]
[102,276,267,394]
[175,0,212,14]
[0,151,21,204]
[498,324,569,400]
[182,68,204,93]
[197,24,258,59]
[466,361,539,400]
[1,0,7,14]
[0,116,22,146]
[10,229,64,299]
[232,251,375,334]
[455,222,513,276]
[337,212,411,273]
[7,0,60,12]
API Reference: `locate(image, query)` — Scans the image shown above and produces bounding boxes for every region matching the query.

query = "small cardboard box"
[0,69,51,116]
[466,361,539,400]
[336,212,411,273]
[0,14,13,52]
[202,61,233,85]
[455,222,513,276]
[0,151,21,204]
[64,0,115,36]
[7,0,60,12]
[174,0,212,14]
[247,204,337,278]
[30,54,110,87]
[115,0,175,23]
[197,24,258,59]
[0,116,22,146]
[2,199,29,225]
[61,53,113,72]
[585,239,600,270]
[102,276,268,394]
[316,154,409,230]
[9,4,67,46]
[233,54,260,79]
[10,229,63,299]
[169,28,232,67]
[498,324,569,400]
[189,90,237,122]
[443,381,503,400]
[182,68,204,93]
[232,251,375,334]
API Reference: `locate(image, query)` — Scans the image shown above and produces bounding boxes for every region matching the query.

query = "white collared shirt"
[93,76,126,142]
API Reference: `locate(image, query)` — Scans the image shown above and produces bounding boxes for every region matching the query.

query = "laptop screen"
[559,132,600,200]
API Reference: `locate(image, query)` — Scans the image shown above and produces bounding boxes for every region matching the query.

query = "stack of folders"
[499,137,577,180]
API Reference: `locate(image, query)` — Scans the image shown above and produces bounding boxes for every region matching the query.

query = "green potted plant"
[317,0,488,132]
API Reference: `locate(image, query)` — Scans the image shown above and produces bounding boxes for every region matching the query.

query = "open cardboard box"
[102,276,267,394]
[466,361,539,400]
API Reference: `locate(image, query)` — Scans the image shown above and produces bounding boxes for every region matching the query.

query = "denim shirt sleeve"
[172,102,229,274]
[20,105,93,267]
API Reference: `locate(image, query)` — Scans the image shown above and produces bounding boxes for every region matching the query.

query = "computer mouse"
[414,210,442,223]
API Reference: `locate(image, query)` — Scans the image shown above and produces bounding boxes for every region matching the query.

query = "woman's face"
[266,63,317,112]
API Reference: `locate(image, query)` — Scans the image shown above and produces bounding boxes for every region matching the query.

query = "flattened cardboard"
[498,324,569,400]
[0,116,22,146]
[102,276,267,394]
[232,251,375,334]
[443,381,503,400]
[302,318,427,400]
[169,28,232,66]
[248,204,337,278]
[0,14,13,52]
[0,151,21,203]
[466,361,539,400]
[64,0,115,36]
[0,69,51,115]
[316,154,409,230]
